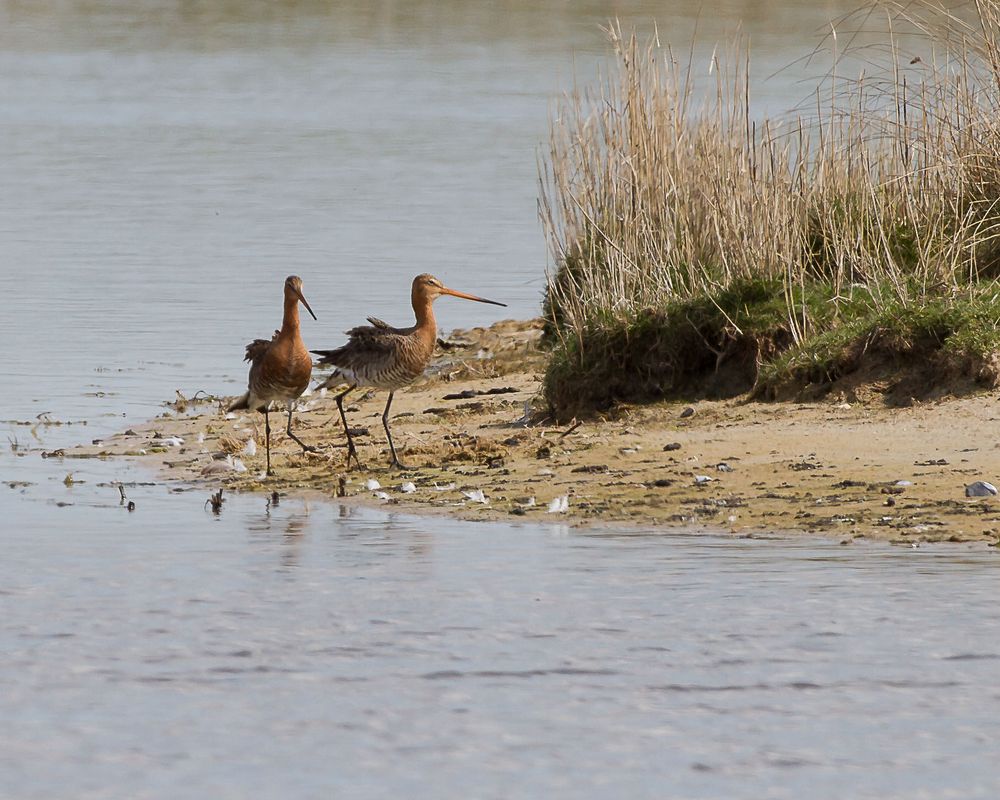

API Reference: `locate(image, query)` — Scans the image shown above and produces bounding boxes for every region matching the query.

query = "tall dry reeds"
[541,0,1000,346]
[539,3,1000,414]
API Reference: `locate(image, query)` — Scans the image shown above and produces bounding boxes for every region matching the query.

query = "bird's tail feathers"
[316,369,351,391]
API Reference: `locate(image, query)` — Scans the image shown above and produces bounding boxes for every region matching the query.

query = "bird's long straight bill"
[294,287,318,320]
[440,286,507,307]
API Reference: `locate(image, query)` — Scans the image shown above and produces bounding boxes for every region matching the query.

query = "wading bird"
[227,275,317,475]
[312,273,505,469]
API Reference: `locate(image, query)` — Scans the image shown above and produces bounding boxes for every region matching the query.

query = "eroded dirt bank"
[64,319,1000,544]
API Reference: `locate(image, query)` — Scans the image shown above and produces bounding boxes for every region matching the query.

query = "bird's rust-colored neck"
[412,284,438,343]
[280,287,302,337]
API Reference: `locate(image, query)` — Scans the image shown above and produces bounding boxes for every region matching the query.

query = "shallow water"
[3,1,998,797]
[5,487,1000,799]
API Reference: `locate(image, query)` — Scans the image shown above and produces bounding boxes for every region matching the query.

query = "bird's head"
[411,273,506,308]
[284,275,317,320]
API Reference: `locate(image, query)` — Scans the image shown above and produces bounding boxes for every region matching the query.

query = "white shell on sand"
[965,481,998,497]
[462,489,488,504]
[547,495,569,513]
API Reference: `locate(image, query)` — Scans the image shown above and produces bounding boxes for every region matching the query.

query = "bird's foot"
[388,458,415,471]
[345,446,363,470]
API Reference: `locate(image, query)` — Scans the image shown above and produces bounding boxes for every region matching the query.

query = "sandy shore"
[63,318,1000,544]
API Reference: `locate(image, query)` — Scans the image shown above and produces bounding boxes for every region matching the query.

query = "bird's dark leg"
[285,402,316,453]
[382,392,412,470]
[264,408,273,476]
[336,386,362,469]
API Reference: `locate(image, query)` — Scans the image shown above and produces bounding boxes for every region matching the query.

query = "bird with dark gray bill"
[228,275,317,476]
[312,273,506,470]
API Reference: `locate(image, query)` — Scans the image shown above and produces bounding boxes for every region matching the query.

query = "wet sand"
[64,319,1000,544]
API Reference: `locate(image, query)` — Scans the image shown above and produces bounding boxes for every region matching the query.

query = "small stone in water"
[965,480,998,497]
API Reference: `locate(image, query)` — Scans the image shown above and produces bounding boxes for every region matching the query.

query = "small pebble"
[663,442,682,452]
[680,407,695,419]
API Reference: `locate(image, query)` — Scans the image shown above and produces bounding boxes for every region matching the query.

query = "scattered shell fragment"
[547,495,569,513]
[965,480,998,497]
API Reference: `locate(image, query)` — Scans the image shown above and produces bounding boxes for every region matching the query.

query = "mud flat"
[64,319,1000,544]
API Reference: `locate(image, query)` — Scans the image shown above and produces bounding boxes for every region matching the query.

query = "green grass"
[543,280,1000,419]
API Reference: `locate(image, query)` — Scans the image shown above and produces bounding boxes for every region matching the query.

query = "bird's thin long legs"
[382,392,412,470]
[264,408,272,476]
[285,402,316,453]
[336,385,362,469]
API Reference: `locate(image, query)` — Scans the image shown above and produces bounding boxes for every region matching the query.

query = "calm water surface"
[5,489,1000,798]
[3,2,998,797]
